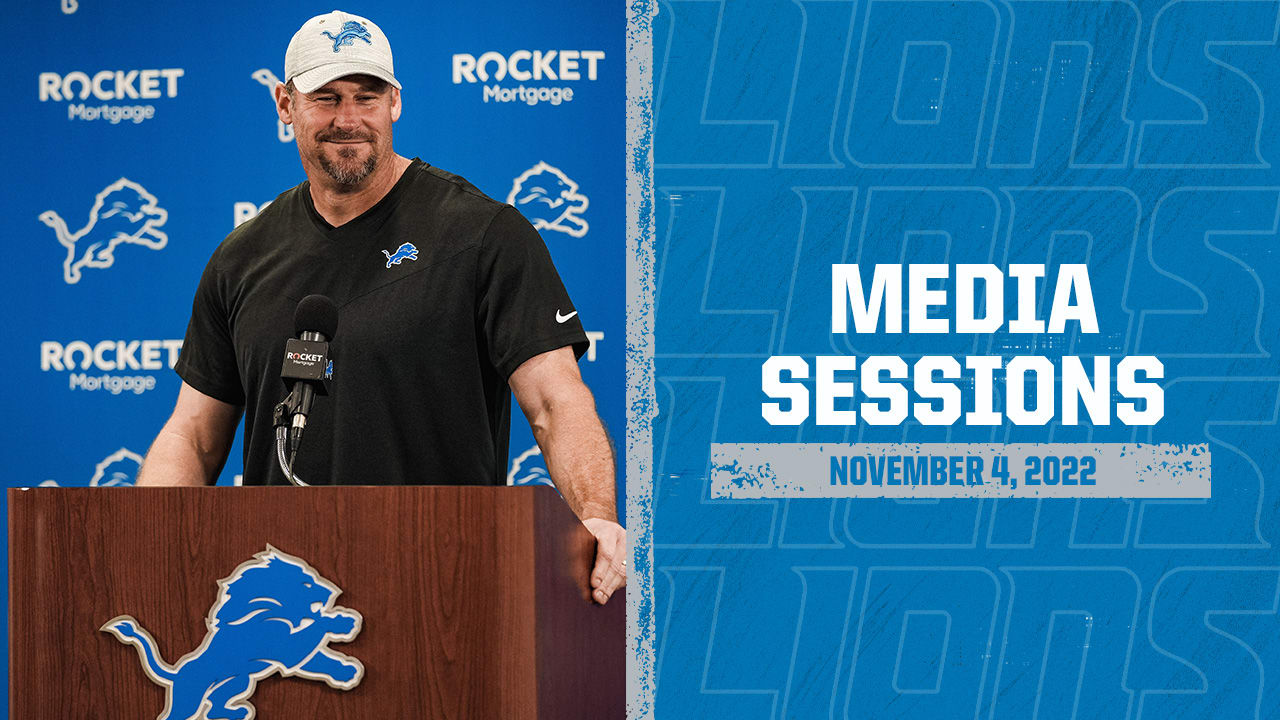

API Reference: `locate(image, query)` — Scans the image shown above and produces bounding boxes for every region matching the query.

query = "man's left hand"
[583,518,627,605]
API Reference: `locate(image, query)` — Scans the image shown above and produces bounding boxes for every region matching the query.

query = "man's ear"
[274,83,293,125]
[390,87,402,123]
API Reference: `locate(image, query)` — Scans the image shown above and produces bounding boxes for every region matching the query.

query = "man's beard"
[318,145,378,186]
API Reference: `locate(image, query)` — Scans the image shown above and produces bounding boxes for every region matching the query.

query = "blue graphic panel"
[652,0,1280,717]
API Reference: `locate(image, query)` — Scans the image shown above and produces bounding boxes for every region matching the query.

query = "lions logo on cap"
[322,20,372,53]
[102,546,364,720]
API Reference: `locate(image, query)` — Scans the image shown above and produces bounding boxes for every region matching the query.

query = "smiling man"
[135,11,626,606]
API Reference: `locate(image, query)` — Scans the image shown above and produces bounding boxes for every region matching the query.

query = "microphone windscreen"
[295,295,339,339]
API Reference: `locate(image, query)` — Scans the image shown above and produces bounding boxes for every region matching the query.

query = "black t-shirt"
[175,159,588,486]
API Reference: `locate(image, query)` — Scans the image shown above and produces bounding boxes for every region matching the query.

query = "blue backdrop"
[1,1,624,708]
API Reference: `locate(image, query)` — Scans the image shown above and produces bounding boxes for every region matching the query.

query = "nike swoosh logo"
[556,310,578,324]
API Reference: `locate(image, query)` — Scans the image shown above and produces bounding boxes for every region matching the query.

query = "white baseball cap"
[284,10,401,94]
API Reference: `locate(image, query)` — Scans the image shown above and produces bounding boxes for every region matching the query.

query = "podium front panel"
[9,486,623,719]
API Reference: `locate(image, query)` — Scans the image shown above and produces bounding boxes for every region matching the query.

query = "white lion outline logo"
[506,162,589,238]
[39,178,168,284]
[38,447,143,488]
[250,69,294,143]
[88,447,144,486]
[507,444,553,486]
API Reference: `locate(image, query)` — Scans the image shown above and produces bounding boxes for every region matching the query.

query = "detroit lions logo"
[250,69,293,143]
[506,162,589,238]
[321,20,372,53]
[507,445,552,486]
[39,178,168,284]
[102,546,363,720]
[381,242,418,268]
[39,447,142,488]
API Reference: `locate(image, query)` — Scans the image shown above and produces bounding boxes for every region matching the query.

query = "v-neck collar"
[299,158,426,240]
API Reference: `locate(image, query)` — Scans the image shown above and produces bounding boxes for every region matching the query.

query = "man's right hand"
[583,517,627,605]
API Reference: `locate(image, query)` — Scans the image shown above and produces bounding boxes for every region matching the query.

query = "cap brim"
[292,62,401,94]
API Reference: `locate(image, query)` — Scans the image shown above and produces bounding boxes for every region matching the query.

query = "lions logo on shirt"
[507,162,589,238]
[102,546,364,720]
[39,178,168,284]
[382,242,418,268]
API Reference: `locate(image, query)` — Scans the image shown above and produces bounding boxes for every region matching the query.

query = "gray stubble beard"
[319,147,379,186]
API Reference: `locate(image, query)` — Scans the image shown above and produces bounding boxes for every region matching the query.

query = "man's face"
[276,75,401,188]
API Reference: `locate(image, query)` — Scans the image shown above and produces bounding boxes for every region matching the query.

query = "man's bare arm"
[136,382,242,486]
[510,347,626,604]
[510,347,616,520]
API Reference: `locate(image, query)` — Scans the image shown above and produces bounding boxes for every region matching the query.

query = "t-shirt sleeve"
[173,254,246,405]
[476,206,589,378]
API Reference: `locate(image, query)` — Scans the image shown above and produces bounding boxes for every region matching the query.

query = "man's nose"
[333,101,362,130]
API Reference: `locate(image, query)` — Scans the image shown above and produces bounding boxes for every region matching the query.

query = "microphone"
[278,295,339,479]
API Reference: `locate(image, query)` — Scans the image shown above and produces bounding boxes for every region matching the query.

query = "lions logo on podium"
[101,546,363,720]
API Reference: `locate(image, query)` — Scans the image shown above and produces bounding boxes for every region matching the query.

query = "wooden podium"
[9,485,624,719]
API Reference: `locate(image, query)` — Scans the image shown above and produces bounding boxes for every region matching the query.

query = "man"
[136,10,626,606]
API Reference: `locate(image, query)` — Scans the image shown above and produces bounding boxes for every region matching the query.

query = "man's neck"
[308,154,412,227]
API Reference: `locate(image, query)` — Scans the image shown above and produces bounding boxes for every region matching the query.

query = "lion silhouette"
[321,20,373,52]
[506,162,589,238]
[251,69,294,142]
[507,444,553,486]
[102,546,363,720]
[90,447,143,486]
[38,447,143,488]
[39,178,168,284]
